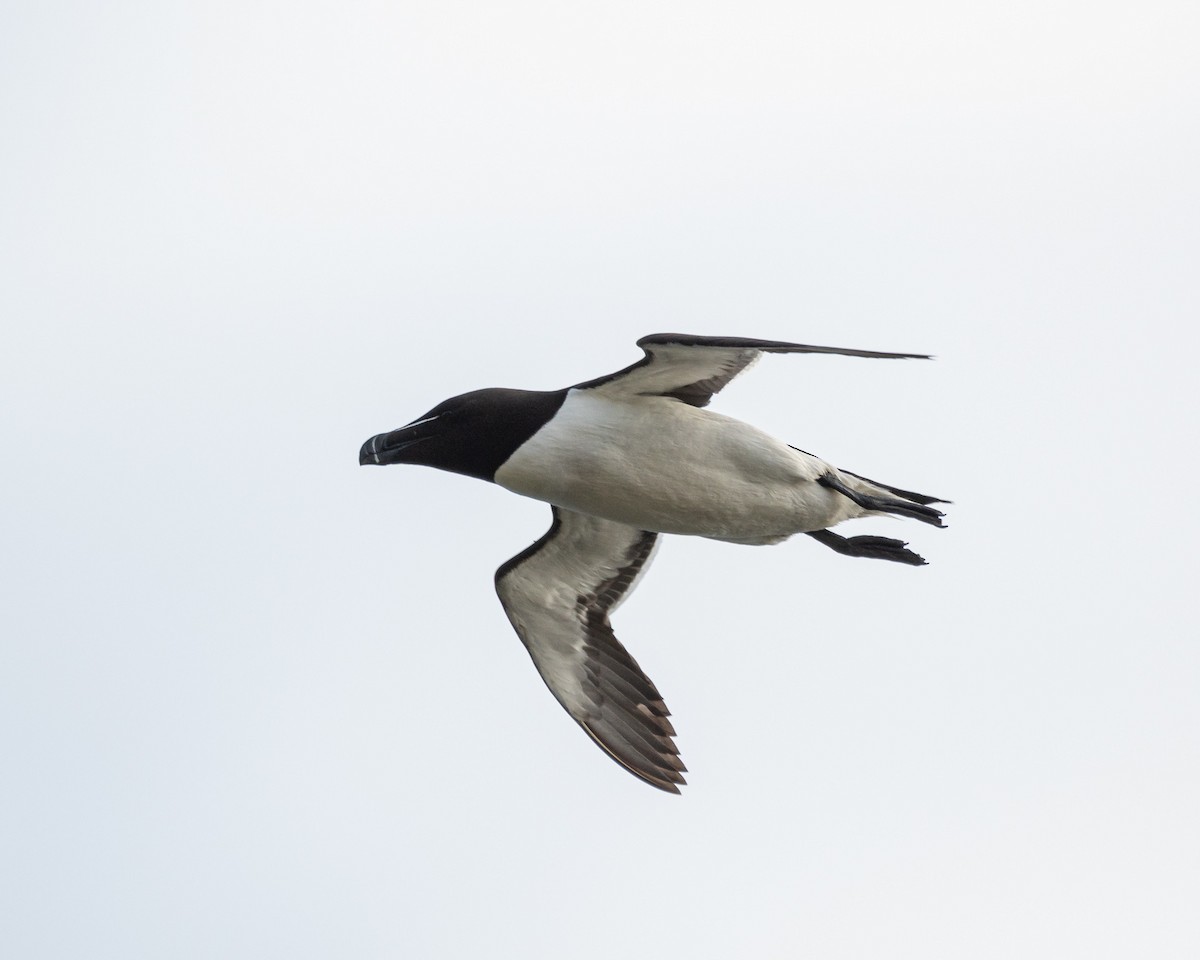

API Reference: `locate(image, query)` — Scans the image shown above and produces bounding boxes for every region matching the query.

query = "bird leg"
[806,529,928,566]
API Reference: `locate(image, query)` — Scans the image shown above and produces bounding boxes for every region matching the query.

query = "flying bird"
[360,334,946,793]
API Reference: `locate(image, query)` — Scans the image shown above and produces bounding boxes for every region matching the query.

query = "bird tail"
[839,469,949,507]
[818,470,948,528]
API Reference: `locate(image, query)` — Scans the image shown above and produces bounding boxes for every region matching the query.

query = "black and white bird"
[360,334,946,793]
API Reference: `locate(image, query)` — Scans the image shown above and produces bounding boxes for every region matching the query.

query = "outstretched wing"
[575,332,930,408]
[494,506,685,793]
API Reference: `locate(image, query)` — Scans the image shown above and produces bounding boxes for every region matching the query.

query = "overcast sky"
[3,2,1198,957]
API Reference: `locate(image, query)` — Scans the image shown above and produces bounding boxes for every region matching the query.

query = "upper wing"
[495,506,685,793]
[575,332,930,408]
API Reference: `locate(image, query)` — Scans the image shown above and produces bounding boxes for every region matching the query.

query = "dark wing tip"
[637,333,932,360]
[580,720,688,793]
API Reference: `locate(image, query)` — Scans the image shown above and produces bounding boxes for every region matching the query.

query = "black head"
[359,387,567,482]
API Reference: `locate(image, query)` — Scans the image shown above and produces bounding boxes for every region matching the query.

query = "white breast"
[494,389,848,542]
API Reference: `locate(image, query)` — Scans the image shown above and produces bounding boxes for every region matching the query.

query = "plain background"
[3,2,1197,957]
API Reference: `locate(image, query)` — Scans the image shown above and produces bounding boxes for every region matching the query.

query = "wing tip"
[643,768,687,794]
[579,718,688,794]
[637,333,934,361]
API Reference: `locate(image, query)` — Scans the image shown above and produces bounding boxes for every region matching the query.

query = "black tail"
[818,472,947,528]
[839,468,949,506]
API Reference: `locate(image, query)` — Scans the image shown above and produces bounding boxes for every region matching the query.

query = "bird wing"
[575,332,930,408]
[494,506,685,793]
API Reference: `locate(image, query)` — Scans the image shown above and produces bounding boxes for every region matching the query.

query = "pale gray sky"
[3,2,1198,957]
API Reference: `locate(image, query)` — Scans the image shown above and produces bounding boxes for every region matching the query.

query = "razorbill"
[360,333,946,793]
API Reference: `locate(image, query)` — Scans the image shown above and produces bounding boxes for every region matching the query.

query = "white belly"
[493,389,858,542]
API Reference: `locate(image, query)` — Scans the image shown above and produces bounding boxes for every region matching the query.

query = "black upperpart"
[359,387,568,482]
